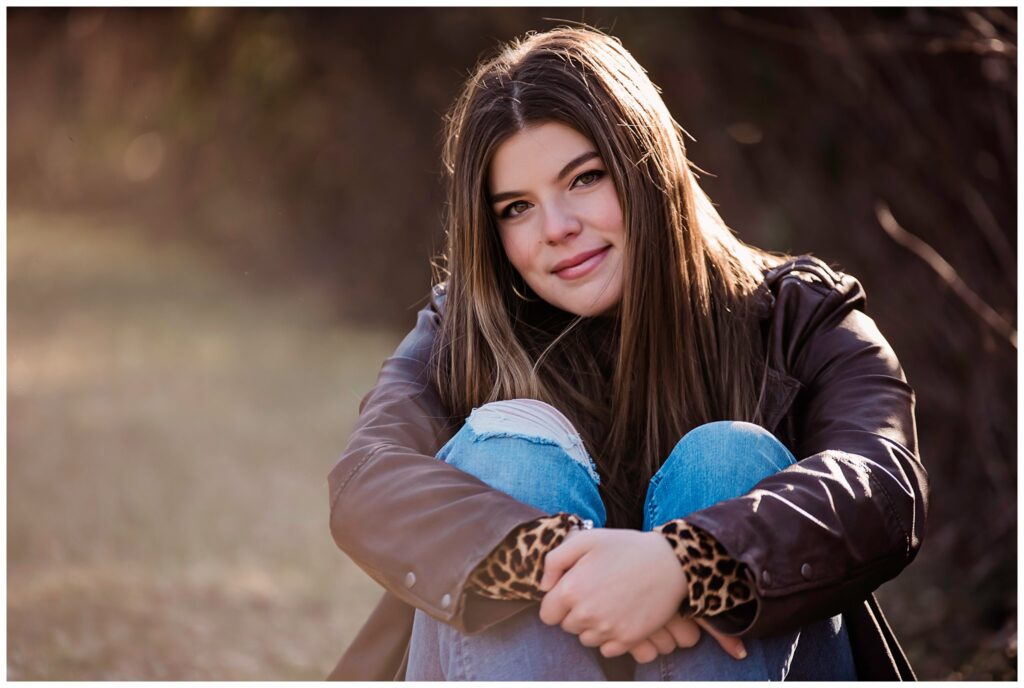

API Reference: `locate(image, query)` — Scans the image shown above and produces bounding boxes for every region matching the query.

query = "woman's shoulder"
[762,254,859,296]
[758,254,868,326]
[758,254,908,387]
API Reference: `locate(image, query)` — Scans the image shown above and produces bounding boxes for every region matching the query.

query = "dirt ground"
[8,211,395,679]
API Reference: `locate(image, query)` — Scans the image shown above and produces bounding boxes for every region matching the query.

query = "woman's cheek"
[502,236,537,280]
[499,233,525,274]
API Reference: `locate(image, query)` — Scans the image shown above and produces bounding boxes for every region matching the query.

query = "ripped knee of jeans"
[466,399,601,485]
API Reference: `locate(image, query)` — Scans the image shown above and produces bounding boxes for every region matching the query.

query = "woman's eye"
[572,170,605,188]
[501,200,531,218]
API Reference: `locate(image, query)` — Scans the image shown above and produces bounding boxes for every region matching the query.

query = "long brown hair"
[433,26,786,528]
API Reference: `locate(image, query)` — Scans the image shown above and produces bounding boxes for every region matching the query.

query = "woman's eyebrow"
[555,150,601,182]
[489,150,601,205]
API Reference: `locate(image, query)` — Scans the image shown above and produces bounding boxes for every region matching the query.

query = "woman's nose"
[541,204,582,244]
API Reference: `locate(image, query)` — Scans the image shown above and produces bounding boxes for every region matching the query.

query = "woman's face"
[488,121,625,317]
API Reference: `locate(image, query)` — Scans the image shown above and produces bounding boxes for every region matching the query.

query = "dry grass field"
[8,211,397,679]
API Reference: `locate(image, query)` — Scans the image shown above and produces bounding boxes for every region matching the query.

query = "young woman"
[327,27,926,681]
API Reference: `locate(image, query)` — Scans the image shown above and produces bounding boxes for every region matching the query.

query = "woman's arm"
[683,264,928,638]
[327,288,547,632]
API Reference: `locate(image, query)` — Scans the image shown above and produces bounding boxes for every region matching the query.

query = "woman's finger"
[646,627,677,655]
[539,532,587,592]
[664,614,701,648]
[537,586,571,626]
[558,608,588,636]
[695,617,747,660]
[599,639,628,658]
[577,627,609,648]
[628,640,659,664]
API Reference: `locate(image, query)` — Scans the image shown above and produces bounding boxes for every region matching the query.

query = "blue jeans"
[407,400,856,680]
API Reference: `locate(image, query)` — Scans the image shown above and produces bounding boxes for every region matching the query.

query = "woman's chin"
[548,293,622,318]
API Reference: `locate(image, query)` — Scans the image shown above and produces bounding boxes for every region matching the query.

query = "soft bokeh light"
[123,132,165,182]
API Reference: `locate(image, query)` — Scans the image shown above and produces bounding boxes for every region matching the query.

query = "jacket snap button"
[761,570,772,587]
[441,593,452,609]
[404,571,416,587]
[800,563,813,580]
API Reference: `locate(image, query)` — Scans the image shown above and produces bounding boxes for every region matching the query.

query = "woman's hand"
[538,528,748,663]
[537,528,687,650]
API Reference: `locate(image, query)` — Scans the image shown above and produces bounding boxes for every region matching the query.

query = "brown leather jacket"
[327,256,928,680]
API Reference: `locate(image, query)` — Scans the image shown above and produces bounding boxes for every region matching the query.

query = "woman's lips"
[552,246,611,280]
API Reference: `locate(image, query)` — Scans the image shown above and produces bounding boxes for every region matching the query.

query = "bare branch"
[984,8,1018,35]
[963,183,1016,285]
[875,201,1017,349]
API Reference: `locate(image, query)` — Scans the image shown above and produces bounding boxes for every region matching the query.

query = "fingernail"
[735,646,747,660]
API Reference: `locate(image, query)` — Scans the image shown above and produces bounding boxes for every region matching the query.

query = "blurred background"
[7,7,1016,680]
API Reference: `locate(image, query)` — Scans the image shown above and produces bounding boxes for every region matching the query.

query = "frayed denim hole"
[465,429,602,485]
[466,402,600,483]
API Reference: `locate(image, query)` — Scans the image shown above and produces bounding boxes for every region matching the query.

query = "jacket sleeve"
[327,288,547,632]
[683,269,929,638]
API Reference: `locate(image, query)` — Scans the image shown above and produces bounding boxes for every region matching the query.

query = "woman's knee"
[436,399,606,524]
[668,421,796,477]
[644,421,797,524]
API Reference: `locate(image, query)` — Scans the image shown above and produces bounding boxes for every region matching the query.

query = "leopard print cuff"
[467,512,585,601]
[654,519,755,618]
